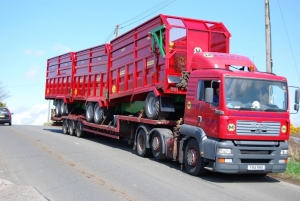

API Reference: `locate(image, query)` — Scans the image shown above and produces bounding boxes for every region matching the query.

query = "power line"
[103,0,176,42]
[119,0,175,26]
[104,29,116,43]
[120,0,176,29]
[277,0,300,82]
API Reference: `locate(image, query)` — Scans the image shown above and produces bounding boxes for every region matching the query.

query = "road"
[0,125,299,201]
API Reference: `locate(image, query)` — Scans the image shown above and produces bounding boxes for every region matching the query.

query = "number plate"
[0,115,4,118]
[247,165,265,170]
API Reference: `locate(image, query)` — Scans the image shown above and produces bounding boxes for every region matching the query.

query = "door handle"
[198,116,202,123]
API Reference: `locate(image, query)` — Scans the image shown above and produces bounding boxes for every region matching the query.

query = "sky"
[0,0,300,126]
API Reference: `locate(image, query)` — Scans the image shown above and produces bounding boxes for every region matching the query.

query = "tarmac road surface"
[0,125,300,201]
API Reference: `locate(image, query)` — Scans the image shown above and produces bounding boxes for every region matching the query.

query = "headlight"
[281,150,288,155]
[218,148,232,154]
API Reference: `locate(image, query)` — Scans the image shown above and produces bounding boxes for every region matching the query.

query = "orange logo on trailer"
[112,85,116,93]
[74,88,77,95]
[177,57,186,66]
[46,89,49,94]
[187,101,191,109]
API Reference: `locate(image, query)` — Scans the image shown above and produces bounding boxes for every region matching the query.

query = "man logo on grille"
[228,123,235,131]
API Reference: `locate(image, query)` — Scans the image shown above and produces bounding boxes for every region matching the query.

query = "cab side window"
[197,80,219,103]
[197,81,204,101]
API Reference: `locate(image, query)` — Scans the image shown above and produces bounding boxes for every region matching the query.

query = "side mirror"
[294,104,299,111]
[205,88,214,103]
[295,89,300,104]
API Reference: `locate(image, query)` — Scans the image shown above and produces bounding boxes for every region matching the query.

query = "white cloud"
[52,43,71,53]
[25,64,40,79]
[10,103,53,125]
[24,48,46,56]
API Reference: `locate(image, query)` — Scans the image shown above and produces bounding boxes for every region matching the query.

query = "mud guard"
[160,96,175,112]
[134,124,152,150]
[179,124,216,163]
[149,128,173,155]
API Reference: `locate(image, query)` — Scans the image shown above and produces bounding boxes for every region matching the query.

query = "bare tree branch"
[0,81,11,101]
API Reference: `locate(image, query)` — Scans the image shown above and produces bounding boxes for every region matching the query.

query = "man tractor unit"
[45,14,299,176]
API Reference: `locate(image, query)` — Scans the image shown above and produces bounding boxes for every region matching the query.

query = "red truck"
[45,14,299,176]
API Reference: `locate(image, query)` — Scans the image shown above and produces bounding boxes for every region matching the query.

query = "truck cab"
[181,52,298,175]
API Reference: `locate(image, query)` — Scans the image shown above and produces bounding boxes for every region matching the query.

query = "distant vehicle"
[0,107,12,126]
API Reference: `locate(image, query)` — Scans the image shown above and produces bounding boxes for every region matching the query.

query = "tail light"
[7,110,11,118]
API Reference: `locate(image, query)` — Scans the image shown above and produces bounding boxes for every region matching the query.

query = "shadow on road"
[198,171,280,184]
[43,127,281,184]
[43,128,64,134]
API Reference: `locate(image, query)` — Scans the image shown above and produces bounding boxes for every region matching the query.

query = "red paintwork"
[45,14,230,106]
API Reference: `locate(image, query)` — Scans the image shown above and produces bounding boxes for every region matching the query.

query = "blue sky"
[1,0,300,125]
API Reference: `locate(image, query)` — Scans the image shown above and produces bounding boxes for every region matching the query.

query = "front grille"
[240,150,270,155]
[236,121,280,136]
[241,159,270,163]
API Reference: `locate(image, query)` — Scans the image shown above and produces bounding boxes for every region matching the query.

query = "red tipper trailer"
[108,14,230,103]
[45,14,300,177]
[45,14,231,118]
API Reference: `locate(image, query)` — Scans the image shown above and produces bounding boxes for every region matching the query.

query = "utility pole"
[265,0,273,73]
[115,24,119,38]
[48,100,50,122]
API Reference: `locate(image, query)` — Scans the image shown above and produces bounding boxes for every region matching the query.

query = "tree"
[290,124,300,134]
[0,81,10,103]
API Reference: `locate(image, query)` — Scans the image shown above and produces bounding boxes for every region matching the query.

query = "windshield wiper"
[263,108,284,112]
[230,107,258,111]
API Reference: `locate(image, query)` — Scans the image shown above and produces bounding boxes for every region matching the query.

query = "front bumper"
[211,140,288,174]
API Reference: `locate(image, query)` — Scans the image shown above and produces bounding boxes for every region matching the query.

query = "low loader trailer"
[47,14,299,176]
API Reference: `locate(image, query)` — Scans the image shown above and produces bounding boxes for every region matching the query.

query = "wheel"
[9,120,12,126]
[75,121,86,138]
[136,129,151,157]
[145,92,168,119]
[55,100,62,117]
[63,103,70,115]
[86,102,95,122]
[62,119,69,134]
[184,139,207,176]
[151,132,166,160]
[60,101,66,116]
[68,120,75,136]
[94,103,104,124]
[145,92,159,119]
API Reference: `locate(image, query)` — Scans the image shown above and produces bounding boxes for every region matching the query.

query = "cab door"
[184,79,220,138]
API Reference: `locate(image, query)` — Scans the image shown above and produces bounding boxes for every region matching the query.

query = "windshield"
[225,77,287,111]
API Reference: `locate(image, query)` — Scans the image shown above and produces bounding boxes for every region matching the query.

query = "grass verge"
[269,135,300,186]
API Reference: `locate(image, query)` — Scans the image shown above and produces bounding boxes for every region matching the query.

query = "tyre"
[145,92,159,119]
[94,103,104,124]
[151,132,166,160]
[62,119,69,134]
[86,102,95,122]
[75,121,86,138]
[9,120,12,126]
[68,120,75,136]
[136,129,151,157]
[60,101,65,116]
[55,100,62,117]
[184,139,207,176]
[63,103,70,115]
